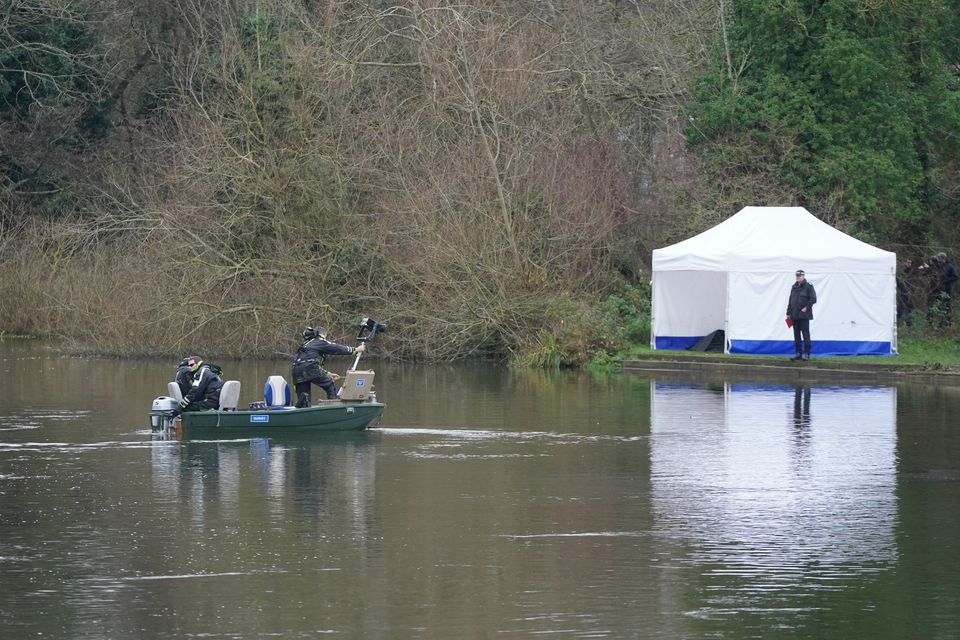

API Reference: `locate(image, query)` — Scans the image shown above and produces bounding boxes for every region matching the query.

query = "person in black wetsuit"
[291,327,365,407]
[170,356,224,417]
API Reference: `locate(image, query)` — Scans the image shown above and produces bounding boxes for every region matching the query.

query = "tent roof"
[652,207,896,274]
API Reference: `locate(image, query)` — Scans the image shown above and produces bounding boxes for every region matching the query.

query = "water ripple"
[376,427,646,443]
[500,532,649,539]
[0,440,177,452]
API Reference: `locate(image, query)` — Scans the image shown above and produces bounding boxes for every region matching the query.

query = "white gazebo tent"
[651,206,897,356]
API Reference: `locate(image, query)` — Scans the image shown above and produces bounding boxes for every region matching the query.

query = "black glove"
[170,406,181,418]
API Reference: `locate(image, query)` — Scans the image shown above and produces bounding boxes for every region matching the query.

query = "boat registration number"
[250,415,269,423]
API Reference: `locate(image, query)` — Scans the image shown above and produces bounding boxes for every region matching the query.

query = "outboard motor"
[149,396,179,431]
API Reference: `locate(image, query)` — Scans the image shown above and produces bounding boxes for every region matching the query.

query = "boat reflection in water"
[149,431,379,534]
[650,380,897,622]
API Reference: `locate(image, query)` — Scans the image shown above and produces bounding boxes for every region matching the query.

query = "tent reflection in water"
[651,206,897,356]
[650,382,897,585]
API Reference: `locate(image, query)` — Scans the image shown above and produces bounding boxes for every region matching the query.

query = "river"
[1,339,958,639]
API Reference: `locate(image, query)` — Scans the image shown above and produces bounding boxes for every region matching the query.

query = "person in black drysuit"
[170,356,224,417]
[291,327,365,407]
[786,269,817,361]
[173,357,192,398]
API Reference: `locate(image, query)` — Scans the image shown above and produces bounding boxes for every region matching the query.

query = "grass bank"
[615,336,960,371]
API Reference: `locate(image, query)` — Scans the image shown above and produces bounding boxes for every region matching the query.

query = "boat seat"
[219,380,241,411]
[167,382,184,403]
[264,375,291,407]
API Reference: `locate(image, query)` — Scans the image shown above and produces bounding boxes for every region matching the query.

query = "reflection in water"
[149,434,378,539]
[651,382,898,623]
[792,384,811,428]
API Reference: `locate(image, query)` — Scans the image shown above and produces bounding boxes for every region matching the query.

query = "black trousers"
[294,376,337,407]
[182,395,219,413]
[792,319,811,355]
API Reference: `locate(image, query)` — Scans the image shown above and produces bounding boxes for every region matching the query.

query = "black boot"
[790,352,803,361]
[296,392,311,408]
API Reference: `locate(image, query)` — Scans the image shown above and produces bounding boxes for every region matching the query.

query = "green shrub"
[513,284,652,369]
[596,284,651,347]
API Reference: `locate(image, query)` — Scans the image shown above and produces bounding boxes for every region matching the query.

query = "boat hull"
[178,401,385,433]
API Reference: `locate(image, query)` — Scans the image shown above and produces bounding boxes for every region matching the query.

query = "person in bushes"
[931,252,958,324]
[291,327,365,407]
[170,356,224,417]
[786,269,817,361]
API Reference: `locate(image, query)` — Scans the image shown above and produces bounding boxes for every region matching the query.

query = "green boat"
[149,370,385,437]
[149,317,389,437]
[180,401,384,432]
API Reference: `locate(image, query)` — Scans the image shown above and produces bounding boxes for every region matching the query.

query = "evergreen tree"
[687,0,960,244]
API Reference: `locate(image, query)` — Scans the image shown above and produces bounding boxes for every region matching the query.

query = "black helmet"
[302,326,328,340]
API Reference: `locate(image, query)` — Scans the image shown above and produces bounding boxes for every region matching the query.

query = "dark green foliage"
[687,0,960,243]
[596,284,651,348]
[0,2,100,116]
[0,1,114,217]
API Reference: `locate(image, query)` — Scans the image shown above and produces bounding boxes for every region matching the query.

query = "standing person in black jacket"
[171,356,224,417]
[786,269,817,361]
[292,327,365,407]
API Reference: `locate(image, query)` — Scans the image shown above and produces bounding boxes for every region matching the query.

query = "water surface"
[1,340,958,638]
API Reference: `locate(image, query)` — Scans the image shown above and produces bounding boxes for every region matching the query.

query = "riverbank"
[621,346,960,385]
